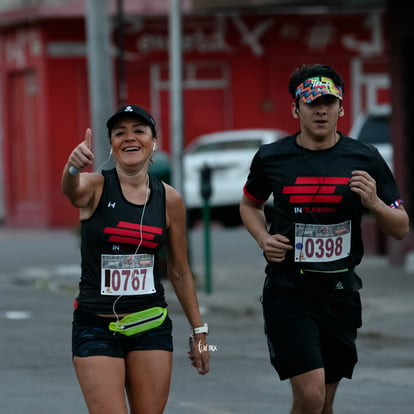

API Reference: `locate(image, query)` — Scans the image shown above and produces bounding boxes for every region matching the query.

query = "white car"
[349,108,393,172]
[183,128,288,227]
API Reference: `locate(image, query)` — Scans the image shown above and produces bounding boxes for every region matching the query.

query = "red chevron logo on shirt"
[283,177,349,203]
[103,221,163,248]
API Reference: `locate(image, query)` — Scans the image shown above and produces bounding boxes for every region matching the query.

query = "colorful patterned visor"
[295,77,343,104]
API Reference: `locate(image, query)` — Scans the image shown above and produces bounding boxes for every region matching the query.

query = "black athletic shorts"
[72,309,173,358]
[261,281,362,383]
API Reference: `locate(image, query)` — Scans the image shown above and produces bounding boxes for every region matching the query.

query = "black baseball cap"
[106,104,157,136]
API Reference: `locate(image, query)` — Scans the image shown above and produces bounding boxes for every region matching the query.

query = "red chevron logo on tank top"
[283,176,350,203]
[103,221,163,248]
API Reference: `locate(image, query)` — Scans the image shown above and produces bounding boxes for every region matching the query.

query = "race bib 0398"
[294,221,351,263]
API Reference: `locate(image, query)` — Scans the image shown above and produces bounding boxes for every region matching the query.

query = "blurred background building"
[0,0,411,261]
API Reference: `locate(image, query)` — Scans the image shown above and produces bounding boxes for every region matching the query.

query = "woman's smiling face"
[110,116,157,168]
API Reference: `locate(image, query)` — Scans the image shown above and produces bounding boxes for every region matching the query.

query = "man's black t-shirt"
[243,133,402,294]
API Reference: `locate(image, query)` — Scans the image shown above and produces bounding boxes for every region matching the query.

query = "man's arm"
[349,170,409,240]
[239,194,293,263]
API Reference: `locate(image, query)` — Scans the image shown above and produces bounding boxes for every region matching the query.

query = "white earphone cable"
[112,175,150,323]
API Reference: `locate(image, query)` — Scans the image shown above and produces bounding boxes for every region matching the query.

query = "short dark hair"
[288,64,345,99]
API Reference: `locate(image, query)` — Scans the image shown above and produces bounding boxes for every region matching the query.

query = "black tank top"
[76,169,168,314]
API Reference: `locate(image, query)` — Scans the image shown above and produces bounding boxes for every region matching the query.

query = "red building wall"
[0,12,390,228]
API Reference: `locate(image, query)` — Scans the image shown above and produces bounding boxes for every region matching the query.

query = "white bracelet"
[192,323,209,335]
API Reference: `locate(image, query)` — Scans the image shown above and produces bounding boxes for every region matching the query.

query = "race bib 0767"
[101,254,156,296]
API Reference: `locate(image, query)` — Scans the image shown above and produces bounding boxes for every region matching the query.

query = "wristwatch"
[192,323,209,335]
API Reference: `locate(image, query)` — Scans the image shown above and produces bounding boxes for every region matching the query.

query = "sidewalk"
[1,227,413,342]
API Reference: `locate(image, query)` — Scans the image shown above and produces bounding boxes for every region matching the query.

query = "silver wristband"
[192,323,209,335]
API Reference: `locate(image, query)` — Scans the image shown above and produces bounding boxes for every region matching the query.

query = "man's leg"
[290,368,326,414]
[322,382,339,414]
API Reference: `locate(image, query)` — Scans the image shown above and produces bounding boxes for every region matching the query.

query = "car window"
[358,115,390,144]
[190,139,263,153]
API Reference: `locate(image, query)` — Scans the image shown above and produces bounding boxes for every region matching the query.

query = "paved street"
[0,226,413,413]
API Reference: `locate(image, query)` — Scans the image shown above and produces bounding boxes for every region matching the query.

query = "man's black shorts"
[261,281,362,383]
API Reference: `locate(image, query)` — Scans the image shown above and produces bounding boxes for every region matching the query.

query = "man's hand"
[261,234,293,263]
[349,170,381,210]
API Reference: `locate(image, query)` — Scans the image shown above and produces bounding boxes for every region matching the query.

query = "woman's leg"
[126,350,173,414]
[73,355,128,414]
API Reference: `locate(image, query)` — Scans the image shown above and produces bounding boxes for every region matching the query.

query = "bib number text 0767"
[101,254,155,296]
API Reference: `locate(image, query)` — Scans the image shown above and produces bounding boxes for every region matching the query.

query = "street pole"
[168,0,184,196]
[202,198,212,294]
[115,0,127,107]
[169,0,196,277]
[201,165,213,294]
[85,0,115,170]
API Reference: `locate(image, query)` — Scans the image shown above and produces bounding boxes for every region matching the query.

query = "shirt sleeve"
[243,149,272,203]
[372,147,403,207]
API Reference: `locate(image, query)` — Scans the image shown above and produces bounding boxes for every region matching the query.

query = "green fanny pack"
[109,307,168,336]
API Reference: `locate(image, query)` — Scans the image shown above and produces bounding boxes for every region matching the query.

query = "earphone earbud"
[153,142,157,151]
[110,148,113,155]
